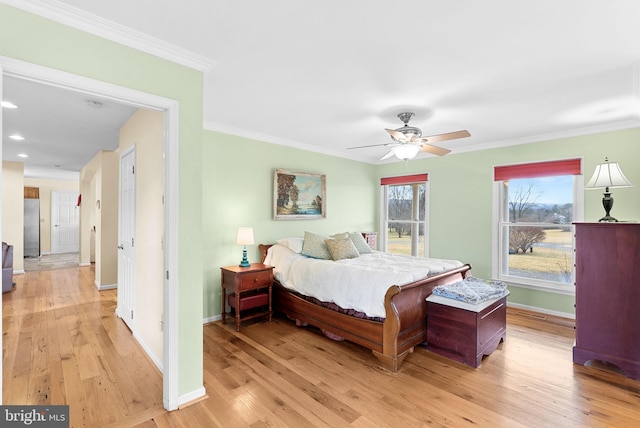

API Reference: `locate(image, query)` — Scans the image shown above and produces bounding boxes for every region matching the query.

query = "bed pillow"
[325,238,360,261]
[276,237,304,253]
[301,231,332,259]
[349,232,372,254]
[331,232,350,240]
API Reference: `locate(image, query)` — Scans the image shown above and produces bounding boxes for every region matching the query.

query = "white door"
[117,146,136,331]
[51,190,80,253]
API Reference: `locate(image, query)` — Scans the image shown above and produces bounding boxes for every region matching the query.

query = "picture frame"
[274,169,326,220]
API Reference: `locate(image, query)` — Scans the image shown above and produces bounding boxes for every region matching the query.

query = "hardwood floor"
[2,266,164,427]
[3,266,640,427]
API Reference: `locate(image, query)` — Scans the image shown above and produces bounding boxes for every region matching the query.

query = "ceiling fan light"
[392,144,420,161]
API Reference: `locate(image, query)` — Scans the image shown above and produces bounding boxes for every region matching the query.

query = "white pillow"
[276,237,304,254]
[331,232,350,240]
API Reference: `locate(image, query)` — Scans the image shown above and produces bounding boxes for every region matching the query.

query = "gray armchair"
[2,242,14,293]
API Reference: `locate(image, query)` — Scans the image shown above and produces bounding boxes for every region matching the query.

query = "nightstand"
[361,232,377,250]
[220,263,274,332]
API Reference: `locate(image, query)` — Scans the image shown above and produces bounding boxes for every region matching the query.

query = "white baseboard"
[133,331,163,372]
[95,281,117,291]
[13,269,25,275]
[203,314,222,324]
[507,301,575,320]
[79,262,91,267]
[178,386,207,408]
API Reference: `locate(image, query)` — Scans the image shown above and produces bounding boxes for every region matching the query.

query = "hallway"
[23,252,81,272]
[2,265,164,427]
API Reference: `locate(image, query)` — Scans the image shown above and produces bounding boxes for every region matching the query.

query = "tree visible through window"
[494,159,582,289]
[381,174,428,257]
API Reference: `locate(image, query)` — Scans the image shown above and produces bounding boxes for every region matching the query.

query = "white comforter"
[264,244,463,318]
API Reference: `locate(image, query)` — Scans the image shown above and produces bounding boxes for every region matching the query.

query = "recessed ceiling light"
[9,134,25,141]
[1,101,18,109]
[17,153,29,158]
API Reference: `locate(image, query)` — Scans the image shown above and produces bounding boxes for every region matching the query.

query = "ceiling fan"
[349,112,471,161]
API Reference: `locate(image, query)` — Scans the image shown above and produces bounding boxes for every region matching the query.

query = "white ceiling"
[3,0,640,177]
[2,75,137,180]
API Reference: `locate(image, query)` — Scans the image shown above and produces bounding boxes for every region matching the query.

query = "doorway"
[0,57,180,409]
[51,190,80,254]
[117,146,136,331]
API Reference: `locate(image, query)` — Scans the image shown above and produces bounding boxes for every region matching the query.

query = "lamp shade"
[236,227,254,245]
[585,159,633,189]
[392,144,421,161]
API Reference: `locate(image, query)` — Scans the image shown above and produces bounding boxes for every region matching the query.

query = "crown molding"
[0,0,216,72]
[203,120,372,164]
[206,118,640,166]
[453,119,640,156]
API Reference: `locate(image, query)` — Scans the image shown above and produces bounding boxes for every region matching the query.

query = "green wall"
[4,4,640,399]
[203,127,640,319]
[376,128,640,315]
[202,131,378,318]
[0,4,204,397]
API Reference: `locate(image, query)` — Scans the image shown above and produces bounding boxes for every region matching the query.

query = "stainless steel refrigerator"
[24,198,40,257]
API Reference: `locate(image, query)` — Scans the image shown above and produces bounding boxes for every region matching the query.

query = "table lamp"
[584,158,632,222]
[236,227,255,267]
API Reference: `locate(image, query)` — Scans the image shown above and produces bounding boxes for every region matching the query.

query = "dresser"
[573,222,640,380]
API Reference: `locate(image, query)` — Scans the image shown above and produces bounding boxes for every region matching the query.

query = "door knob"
[118,245,124,250]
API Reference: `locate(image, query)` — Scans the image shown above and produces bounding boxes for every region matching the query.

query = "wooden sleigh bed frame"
[259,244,472,372]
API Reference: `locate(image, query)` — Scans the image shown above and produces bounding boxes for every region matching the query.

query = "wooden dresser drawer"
[240,270,272,291]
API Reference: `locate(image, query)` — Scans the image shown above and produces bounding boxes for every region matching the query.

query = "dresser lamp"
[584,158,633,222]
[236,227,255,267]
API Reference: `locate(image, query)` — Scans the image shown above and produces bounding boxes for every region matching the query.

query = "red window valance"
[380,173,428,186]
[494,158,581,181]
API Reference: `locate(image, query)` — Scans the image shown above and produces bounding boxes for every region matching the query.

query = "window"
[493,159,583,293]
[380,174,429,257]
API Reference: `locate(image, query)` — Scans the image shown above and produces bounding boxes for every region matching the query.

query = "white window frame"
[380,179,430,257]
[491,166,584,295]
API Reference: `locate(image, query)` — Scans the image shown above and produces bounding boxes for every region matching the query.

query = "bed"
[259,236,472,372]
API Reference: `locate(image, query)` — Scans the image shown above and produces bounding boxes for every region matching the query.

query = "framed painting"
[274,169,326,220]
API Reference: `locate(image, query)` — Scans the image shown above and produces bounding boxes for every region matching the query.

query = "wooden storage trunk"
[426,295,507,367]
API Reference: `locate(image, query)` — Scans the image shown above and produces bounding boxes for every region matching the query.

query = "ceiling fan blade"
[385,128,408,142]
[347,143,392,150]
[420,144,451,156]
[380,151,395,160]
[421,130,470,144]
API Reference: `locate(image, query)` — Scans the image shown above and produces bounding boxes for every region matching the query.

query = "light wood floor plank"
[4,262,640,427]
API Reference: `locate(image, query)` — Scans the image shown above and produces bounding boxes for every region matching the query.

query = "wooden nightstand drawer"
[240,270,272,291]
[228,292,269,311]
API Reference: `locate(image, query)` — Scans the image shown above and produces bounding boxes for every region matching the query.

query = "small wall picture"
[274,169,326,220]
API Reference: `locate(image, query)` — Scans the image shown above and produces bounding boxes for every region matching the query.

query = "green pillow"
[349,232,372,254]
[301,231,332,259]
